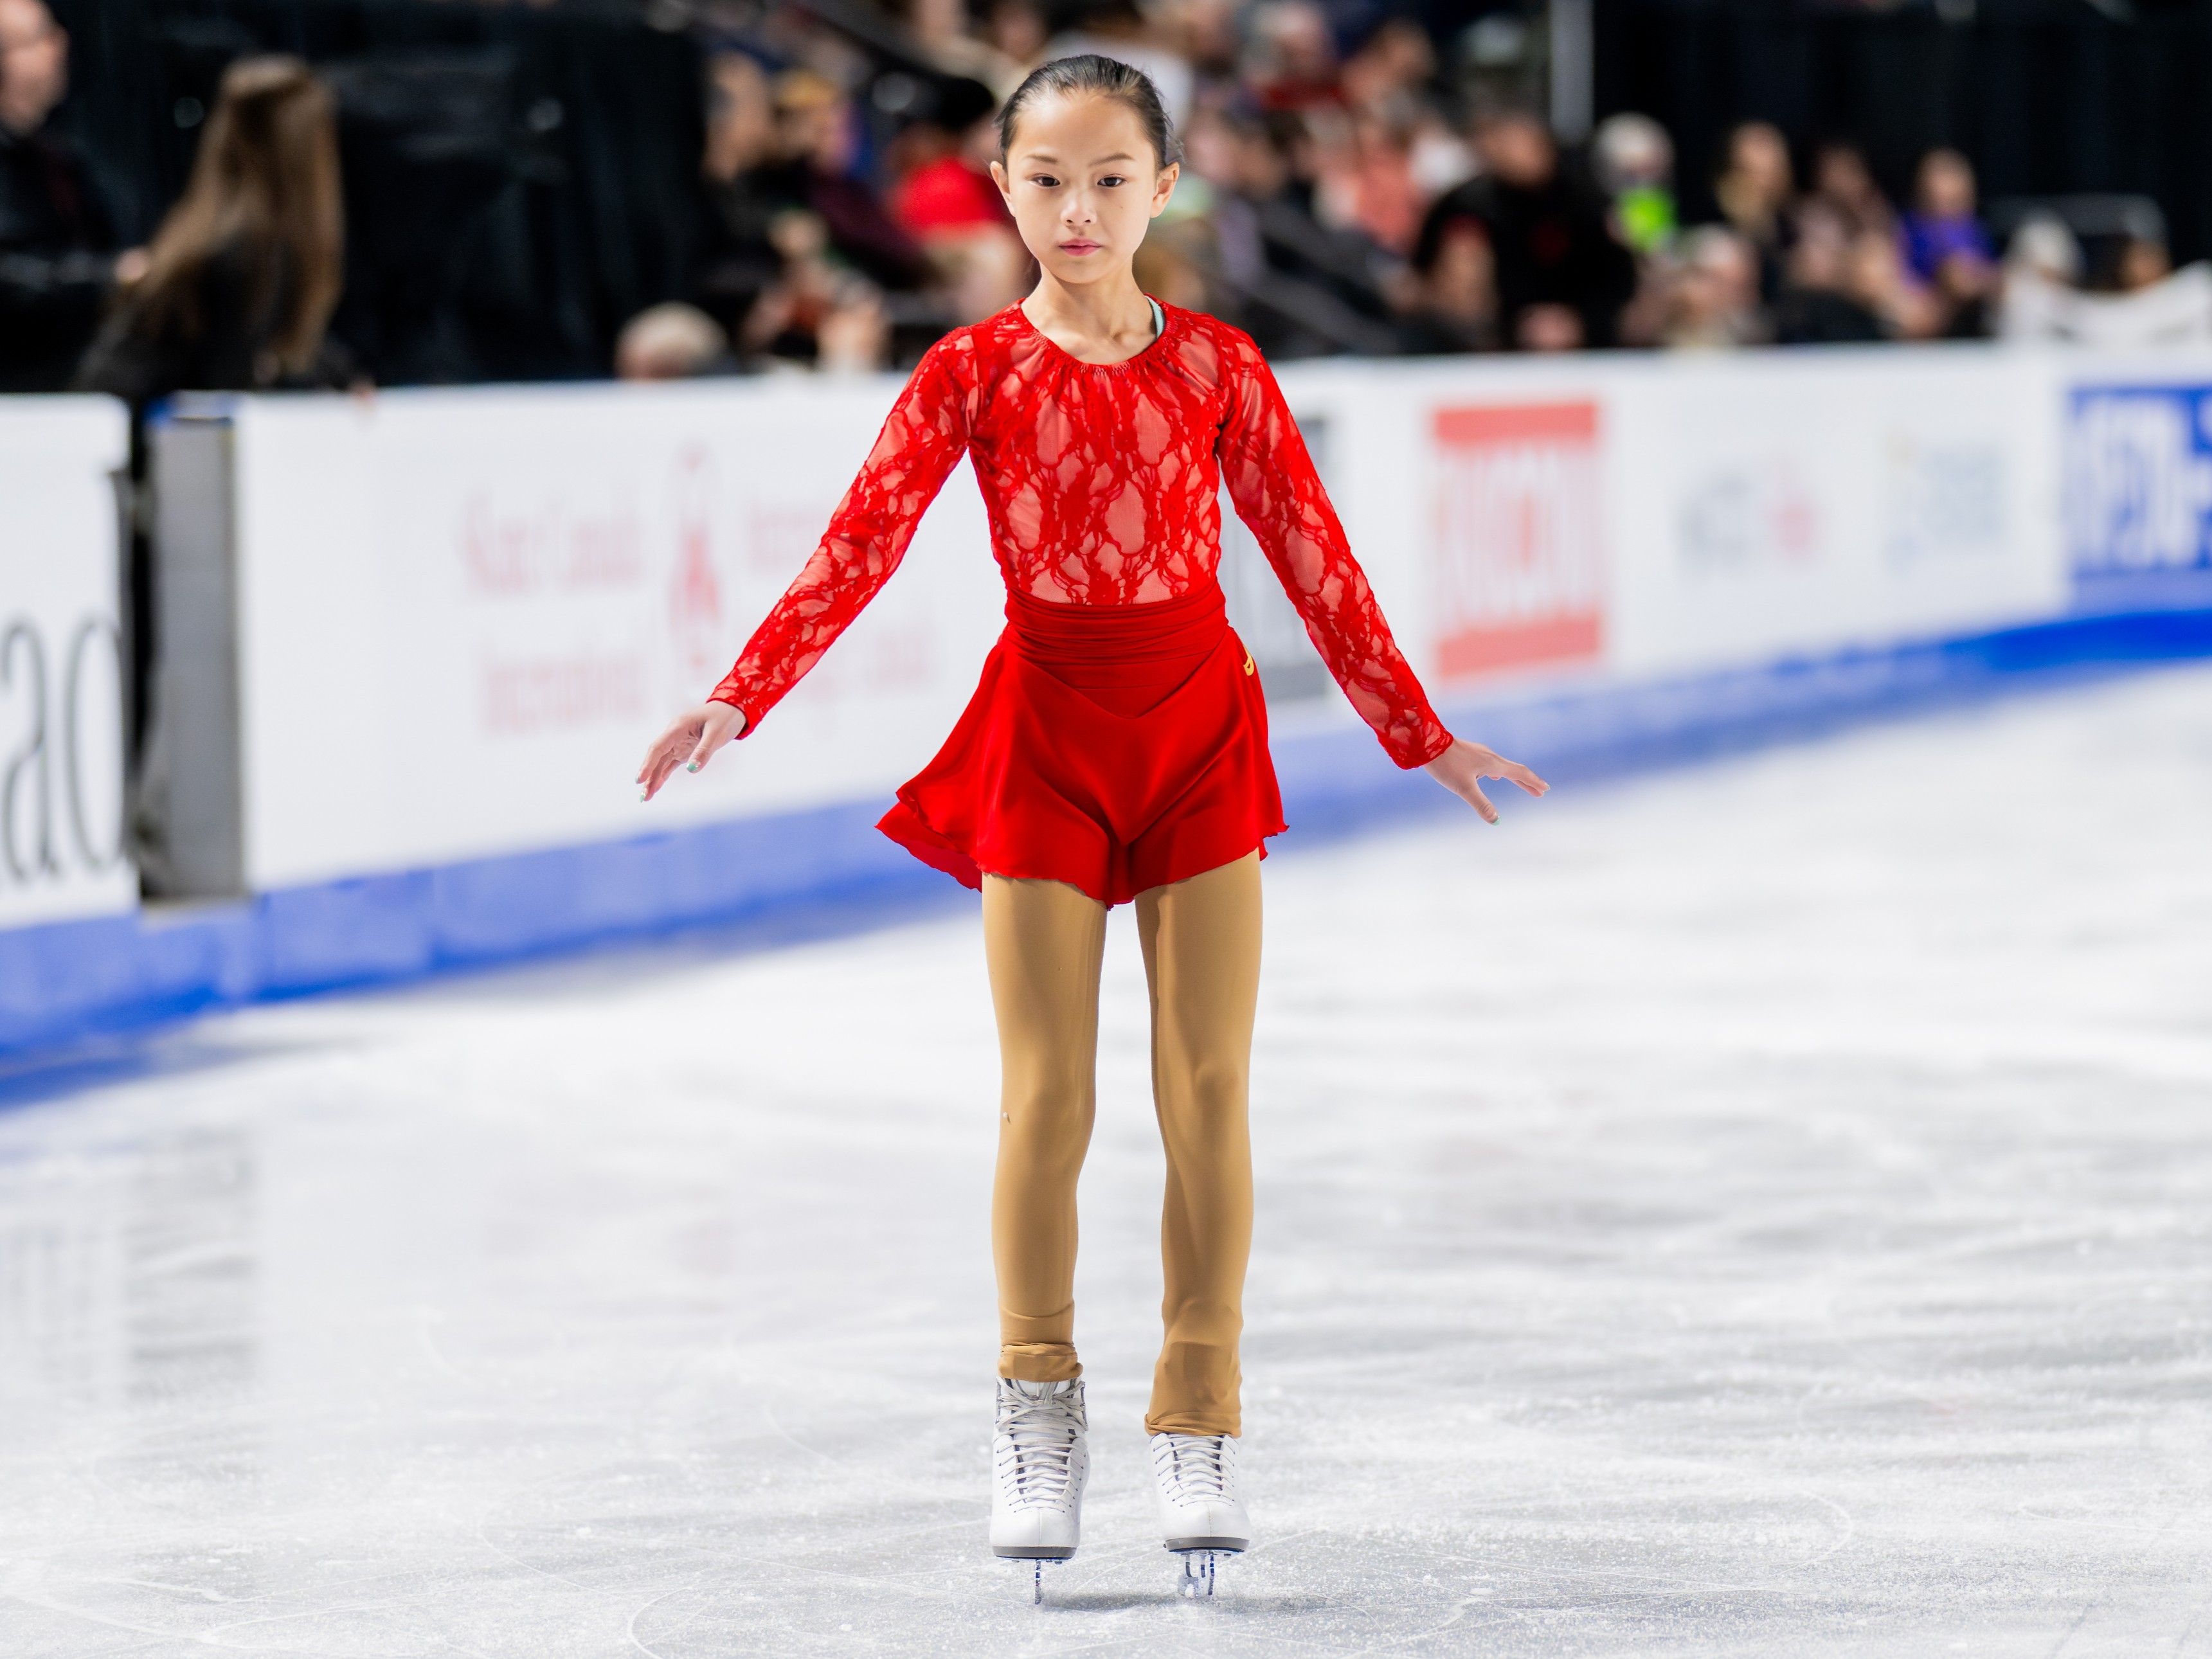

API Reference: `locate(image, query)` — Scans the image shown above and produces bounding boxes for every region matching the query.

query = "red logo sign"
[1431,402,1604,679]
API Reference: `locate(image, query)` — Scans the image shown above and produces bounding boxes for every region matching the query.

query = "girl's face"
[991,94,1178,288]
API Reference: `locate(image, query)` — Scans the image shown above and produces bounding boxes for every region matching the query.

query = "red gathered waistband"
[1003,583,1229,691]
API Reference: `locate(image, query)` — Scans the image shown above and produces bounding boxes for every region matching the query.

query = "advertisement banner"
[1428,401,1605,681]
[2064,383,2212,613]
[233,382,1002,888]
[0,399,132,930]
[1606,354,2062,674]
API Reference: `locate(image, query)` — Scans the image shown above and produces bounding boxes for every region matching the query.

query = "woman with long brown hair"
[76,55,349,400]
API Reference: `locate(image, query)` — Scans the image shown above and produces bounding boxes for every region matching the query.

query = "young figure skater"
[637,55,1546,1598]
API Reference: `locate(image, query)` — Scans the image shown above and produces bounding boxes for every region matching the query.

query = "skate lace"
[1155,1434,1230,1503]
[996,1388,1083,1509]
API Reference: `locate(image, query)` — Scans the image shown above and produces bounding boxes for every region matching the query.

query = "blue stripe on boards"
[4,605,2209,1069]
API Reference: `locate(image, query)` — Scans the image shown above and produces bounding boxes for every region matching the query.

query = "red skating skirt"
[876,582,1286,906]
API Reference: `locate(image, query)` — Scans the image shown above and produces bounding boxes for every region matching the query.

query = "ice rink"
[4,664,2210,1657]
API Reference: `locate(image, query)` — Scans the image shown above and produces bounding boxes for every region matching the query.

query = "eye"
[1029,172,1061,188]
[1099,175,1126,188]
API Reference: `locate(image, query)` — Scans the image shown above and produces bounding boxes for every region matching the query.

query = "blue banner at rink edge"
[4,603,2211,1069]
[2065,383,2212,614]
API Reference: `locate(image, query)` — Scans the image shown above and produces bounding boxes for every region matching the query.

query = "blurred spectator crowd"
[4,0,2211,399]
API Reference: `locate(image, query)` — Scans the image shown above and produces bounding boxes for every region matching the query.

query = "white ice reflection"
[4,665,2212,1656]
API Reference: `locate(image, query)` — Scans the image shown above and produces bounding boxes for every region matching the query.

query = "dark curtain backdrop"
[51,0,706,382]
[1596,0,2212,266]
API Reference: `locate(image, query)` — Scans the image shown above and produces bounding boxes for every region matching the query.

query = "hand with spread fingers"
[1423,739,1549,824]
[636,701,748,802]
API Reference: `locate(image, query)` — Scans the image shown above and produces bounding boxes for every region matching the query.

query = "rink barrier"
[5,602,2208,1068]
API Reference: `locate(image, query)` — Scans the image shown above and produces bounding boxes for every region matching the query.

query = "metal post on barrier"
[146,401,247,901]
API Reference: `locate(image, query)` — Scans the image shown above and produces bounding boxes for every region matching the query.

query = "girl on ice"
[638,55,1546,1599]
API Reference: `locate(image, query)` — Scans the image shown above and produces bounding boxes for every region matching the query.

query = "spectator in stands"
[1338,19,1476,213]
[1396,211,1497,354]
[2116,233,2173,293]
[1308,103,1423,256]
[733,205,891,372]
[0,0,130,391]
[1243,0,1341,113]
[1848,218,1941,339]
[1174,0,1244,85]
[75,57,350,405]
[1996,213,2082,341]
[1205,105,1400,357]
[1593,112,1676,258]
[1900,147,1993,336]
[1713,121,1795,300]
[751,69,930,294]
[1660,225,1767,349]
[694,51,785,345]
[1416,107,1637,351]
[1593,112,1677,345]
[891,0,1027,97]
[1899,148,1991,285]
[1048,0,1194,125]
[616,302,733,380]
[887,76,1029,324]
[1770,198,1882,345]
[981,0,1050,78]
[1808,139,1892,240]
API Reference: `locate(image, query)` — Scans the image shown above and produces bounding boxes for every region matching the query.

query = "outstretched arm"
[637,341,972,800]
[1216,333,1547,818]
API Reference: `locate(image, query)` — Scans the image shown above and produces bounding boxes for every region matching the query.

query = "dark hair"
[133,56,343,377]
[996,54,1180,169]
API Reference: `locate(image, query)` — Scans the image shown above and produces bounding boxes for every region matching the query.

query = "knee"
[999,1077,1093,1169]
[1158,1054,1248,1130]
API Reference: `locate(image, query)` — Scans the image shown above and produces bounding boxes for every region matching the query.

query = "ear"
[1150,161,1180,219]
[989,159,1013,205]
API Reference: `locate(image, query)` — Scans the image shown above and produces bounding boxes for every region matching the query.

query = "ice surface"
[4,667,2211,1656]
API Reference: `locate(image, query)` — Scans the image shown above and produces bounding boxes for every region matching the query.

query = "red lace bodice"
[711,302,1453,769]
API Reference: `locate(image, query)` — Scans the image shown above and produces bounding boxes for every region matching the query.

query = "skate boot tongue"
[1161,1434,1228,1499]
[995,1378,1087,1505]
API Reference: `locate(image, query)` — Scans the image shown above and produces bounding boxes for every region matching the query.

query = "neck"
[1022,266,1153,342]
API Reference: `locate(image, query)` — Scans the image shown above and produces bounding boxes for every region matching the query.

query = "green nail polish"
[686,761,700,772]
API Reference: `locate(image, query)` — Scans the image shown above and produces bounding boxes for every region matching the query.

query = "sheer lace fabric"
[711,303,1452,769]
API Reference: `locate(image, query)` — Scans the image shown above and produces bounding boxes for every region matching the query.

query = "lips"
[1057,240,1103,255]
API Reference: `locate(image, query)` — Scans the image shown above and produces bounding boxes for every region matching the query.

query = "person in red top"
[638,55,1545,1598]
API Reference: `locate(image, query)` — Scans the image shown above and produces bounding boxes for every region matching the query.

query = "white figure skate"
[1148,1431,1249,1597]
[990,1377,1088,1603]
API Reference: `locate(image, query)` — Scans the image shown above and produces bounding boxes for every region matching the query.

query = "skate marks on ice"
[3,665,2212,1654]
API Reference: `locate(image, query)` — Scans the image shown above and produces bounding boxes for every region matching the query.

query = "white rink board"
[225,348,2175,892]
[233,381,1002,888]
[0,397,132,929]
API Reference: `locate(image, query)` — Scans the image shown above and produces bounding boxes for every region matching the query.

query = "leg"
[1135,852,1262,1437]
[982,874,1108,1384]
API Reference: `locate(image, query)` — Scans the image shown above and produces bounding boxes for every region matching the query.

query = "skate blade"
[1007,1555,1066,1605]
[1171,1547,1237,1599]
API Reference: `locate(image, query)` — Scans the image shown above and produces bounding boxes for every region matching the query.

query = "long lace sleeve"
[711,341,972,731]
[1215,334,1453,769]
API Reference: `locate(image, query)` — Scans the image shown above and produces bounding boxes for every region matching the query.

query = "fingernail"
[686,762,700,772]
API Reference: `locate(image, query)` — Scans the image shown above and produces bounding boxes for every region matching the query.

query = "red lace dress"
[712,301,1453,903]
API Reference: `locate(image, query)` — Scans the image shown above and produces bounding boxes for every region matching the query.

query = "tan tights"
[983,852,1261,1437]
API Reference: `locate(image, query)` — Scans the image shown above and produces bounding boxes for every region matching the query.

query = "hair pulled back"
[996,54,1180,170]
